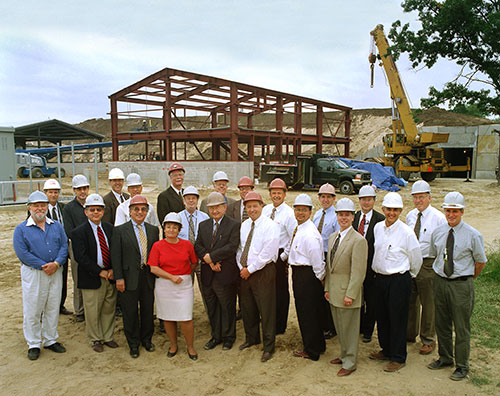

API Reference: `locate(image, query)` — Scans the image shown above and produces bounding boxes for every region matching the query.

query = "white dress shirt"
[111,190,125,204]
[287,219,325,280]
[48,203,64,225]
[357,209,373,236]
[406,205,446,258]
[262,202,297,260]
[312,205,340,252]
[372,219,422,277]
[178,209,209,241]
[114,199,160,227]
[236,215,280,274]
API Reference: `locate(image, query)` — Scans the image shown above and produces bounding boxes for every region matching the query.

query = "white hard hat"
[182,185,199,197]
[162,212,182,226]
[108,168,125,180]
[126,173,143,187]
[213,171,229,182]
[382,192,404,208]
[43,179,61,190]
[84,193,105,208]
[358,185,376,198]
[411,180,431,195]
[442,191,465,209]
[293,193,313,207]
[335,198,356,212]
[318,183,336,196]
[27,190,48,204]
[72,174,90,189]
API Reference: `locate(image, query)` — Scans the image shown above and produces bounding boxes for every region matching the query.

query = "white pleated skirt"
[155,275,193,321]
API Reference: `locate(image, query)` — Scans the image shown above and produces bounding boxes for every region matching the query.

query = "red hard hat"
[268,178,287,190]
[167,162,185,174]
[243,191,263,204]
[129,195,148,206]
[238,176,254,188]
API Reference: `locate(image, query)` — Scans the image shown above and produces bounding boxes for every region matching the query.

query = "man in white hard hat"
[63,174,90,322]
[406,180,446,355]
[157,162,186,224]
[312,183,339,340]
[43,179,72,316]
[427,192,486,381]
[288,194,326,361]
[199,171,236,214]
[236,191,280,362]
[325,198,368,376]
[227,176,254,222]
[369,192,422,373]
[13,191,68,360]
[103,168,129,225]
[194,192,240,351]
[112,195,159,358]
[114,173,160,227]
[262,178,297,335]
[353,185,385,343]
[71,194,118,353]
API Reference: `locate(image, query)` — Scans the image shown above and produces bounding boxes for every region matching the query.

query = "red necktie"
[97,226,111,269]
[358,214,366,237]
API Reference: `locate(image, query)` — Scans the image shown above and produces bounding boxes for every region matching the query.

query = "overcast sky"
[0,0,462,127]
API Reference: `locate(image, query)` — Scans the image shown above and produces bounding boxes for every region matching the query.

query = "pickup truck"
[259,154,372,195]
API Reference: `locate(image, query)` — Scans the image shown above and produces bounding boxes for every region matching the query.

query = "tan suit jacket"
[325,227,368,309]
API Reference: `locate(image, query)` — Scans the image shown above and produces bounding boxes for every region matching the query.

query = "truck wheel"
[32,168,44,178]
[55,168,66,178]
[339,180,355,195]
[421,172,437,182]
[17,167,27,178]
[395,157,411,181]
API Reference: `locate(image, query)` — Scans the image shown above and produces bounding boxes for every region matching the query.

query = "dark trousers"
[202,278,237,344]
[360,269,377,338]
[321,252,336,335]
[120,268,155,349]
[240,263,276,353]
[375,271,411,363]
[275,250,290,334]
[60,262,68,310]
[292,265,326,361]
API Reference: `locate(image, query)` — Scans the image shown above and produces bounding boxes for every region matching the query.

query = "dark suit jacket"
[71,221,113,289]
[227,199,243,223]
[103,191,129,225]
[194,215,240,287]
[157,186,184,224]
[111,221,159,291]
[353,209,385,275]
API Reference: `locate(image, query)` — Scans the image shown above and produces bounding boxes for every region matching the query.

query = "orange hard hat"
[129,195,148,206]
[268,178,287,190]
[243,191,263,204]
[238,176,254,188]
[167,162,185,174]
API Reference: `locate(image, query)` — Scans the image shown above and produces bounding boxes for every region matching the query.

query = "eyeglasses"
[87,207,104,213]
[131,206,148,212]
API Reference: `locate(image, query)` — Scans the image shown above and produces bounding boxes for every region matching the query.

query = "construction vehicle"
[16,152,63,178]
[369,24,470,181]
[259,154,372,195]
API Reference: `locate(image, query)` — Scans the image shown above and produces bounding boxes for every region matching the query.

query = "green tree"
[388,0,500,117]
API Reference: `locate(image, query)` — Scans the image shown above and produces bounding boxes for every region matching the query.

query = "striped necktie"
[97,226,110,269]
[270,207,277,220]
[188,214,196,245]
[240,221,255,267]
[414,212,422,240]
[136,224,148,265]
[317,210,326,233]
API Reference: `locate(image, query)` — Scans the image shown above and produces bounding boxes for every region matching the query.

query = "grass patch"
[470,374,492,387]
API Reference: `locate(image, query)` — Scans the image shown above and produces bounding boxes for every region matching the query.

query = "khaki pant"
[331,306,361,370]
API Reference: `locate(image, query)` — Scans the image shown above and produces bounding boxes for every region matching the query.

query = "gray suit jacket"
[227,199,243,222]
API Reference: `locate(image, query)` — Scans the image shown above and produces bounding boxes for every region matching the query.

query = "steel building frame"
[109,68,352,162]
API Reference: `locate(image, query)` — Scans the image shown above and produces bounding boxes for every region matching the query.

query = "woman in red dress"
[148,212,198,360]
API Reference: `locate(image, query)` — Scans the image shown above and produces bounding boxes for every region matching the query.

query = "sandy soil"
[1,177,499,396]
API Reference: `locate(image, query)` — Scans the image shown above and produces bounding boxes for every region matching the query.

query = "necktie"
[317,210,326,233]
[211,221,219,248]
[137,224,148,265]
[329,234,341,267]
[289,226,298,248]
[270,207,277,220]
[444,228,454,277]
[188,214,196,245]
[242,206,249,222]
[240,221,255,268]
[97,226,111,269]
[52,207,59,222]
[414,212,422,240]
[358,214,366,236]
[120,195,124,203]
[179,191,183,200]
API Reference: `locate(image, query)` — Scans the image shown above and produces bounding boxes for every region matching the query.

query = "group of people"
[13,162,486,382]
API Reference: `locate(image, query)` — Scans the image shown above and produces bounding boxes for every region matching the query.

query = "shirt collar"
[171,186,181,195]
[27,215,54,226]
[213,215,224,226]
[383,218,401,230]
[111,190,123,201]
[340,226,352,238]
[88,219,102,230]
[420,205,432,216]
[448,220,464,231]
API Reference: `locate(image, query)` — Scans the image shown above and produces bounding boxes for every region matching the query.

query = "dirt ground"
[1,177,499,396]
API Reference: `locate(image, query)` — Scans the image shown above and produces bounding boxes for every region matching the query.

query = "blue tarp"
[339,158,406,192]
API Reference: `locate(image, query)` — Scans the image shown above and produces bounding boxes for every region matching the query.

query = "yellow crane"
[369,24,469,181]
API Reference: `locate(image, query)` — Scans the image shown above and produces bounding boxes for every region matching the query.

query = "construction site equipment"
[259,154,371,195]
[16,152,62,178]
[369,24,470,182]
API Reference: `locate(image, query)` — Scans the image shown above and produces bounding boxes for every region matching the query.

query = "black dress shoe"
[44,342,66,353]
[167,348,178,358]
[28,348,40,360]
[75,314,85,323]
[143,342,155,352]
[188,351,198,360]
[130,348,139,358]
[103,340,119,348]
[261,351,273,362]
[204,338,221,350]
[222,341,233,350]
[59,307,73,315]
[427,359,454,370]
[450,367,468,381]
[115,307,123,318]
[362,335,372,343]
[324,330,336,340]
[239,341,257,351]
